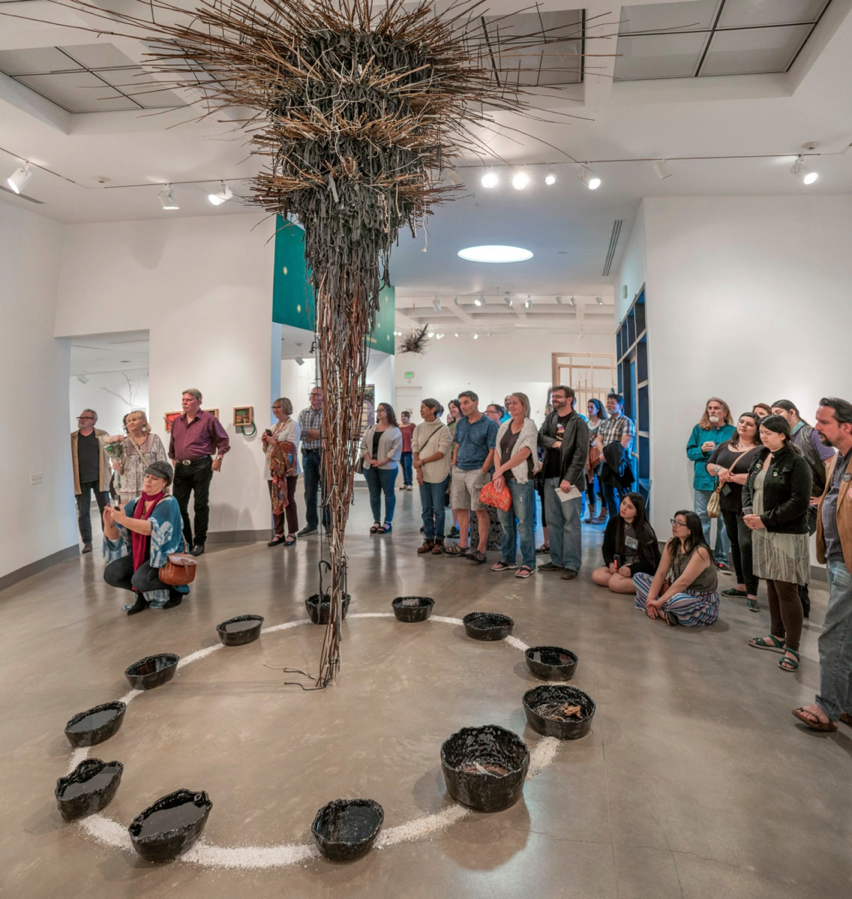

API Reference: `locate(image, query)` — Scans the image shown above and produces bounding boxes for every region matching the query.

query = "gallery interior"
[2,0,852,896]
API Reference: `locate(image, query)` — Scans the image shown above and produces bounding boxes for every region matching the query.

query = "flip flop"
[792,708,838,732]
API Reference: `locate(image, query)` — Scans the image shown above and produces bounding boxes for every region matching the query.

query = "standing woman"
[490,393,539,578]
[263,397,301,547]
[446,399,462,538]
[706,413,763,611]
[743,415,812,672]
[686,397,736,571]
[414,398,453,554]
[111,411,168,506]
[585,398,608,523]
[361,402,402,534]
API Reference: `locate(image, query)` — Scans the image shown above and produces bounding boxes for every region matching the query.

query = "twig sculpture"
[31,0,611,687]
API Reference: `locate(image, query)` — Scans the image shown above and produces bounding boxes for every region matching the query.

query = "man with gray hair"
[71,408,110,554]
[168,388,230,556]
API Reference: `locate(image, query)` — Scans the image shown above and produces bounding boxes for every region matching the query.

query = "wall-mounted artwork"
[234,406,254,427]
[164,412,181,432]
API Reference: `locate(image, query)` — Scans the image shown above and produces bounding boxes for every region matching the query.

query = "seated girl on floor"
[591,492,660,595]
[633,510,719,627]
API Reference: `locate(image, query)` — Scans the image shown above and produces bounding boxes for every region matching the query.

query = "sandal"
[443,543,468,557]
[515,566,534,579]
[284,534,297,547]
[535,544,550,555]
[377,522,392,534]
[792,707,838,732]
[779,649,800,672]
[369,522,381,534]
[491,561,518,572]
[748,635,785,653]
[840,712,852,728]
[467,549,487,564]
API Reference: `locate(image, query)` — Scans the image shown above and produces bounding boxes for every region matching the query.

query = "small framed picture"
[164,411,182,432]
[234,406,254,427]
[208,408,220,420]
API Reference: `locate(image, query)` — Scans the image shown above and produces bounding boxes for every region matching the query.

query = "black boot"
[125,593,148,616]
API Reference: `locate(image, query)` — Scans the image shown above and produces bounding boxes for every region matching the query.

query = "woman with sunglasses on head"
[742,415,812,673]
[705,412,764,611]
[633,510,719,626]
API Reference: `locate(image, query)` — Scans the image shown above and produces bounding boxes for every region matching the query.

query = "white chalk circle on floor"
[68,613,562,870]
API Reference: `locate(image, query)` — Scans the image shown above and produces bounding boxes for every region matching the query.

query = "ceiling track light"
[158,184,179,210]
[454,332,459,337]
[503,294,513,307]
[512,170,530,191]
[595,296,603,305]
[544,172,556,186]
[653,159,672,181]
[568,296,576,306]
[472,333,479,340]
[481,170,499,189]
[791,155,818,185]
[295,355,305,366]
[555,296,563,305]
[474,296,484,307]
[436,332,445,340]
[208,181,233,205]
[578,165,601,190]
[524,296,532,309]
[6,162,33,194]
[432,297,442,312]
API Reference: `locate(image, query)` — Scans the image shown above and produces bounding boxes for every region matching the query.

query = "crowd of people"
[70,387,852,733]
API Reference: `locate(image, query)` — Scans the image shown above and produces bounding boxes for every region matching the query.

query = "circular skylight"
[457,245,533,263]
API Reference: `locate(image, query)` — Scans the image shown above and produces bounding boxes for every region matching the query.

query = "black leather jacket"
[742,444,812,534]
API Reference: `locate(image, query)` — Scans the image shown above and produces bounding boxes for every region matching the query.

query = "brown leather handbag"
[160,542,197,586]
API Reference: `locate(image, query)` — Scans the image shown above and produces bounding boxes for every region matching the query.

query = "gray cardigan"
[361,425,402,470]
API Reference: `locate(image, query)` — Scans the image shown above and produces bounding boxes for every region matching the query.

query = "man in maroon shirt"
[168,388,230,555]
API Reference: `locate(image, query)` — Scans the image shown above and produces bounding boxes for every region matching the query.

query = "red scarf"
[131,491,166,573]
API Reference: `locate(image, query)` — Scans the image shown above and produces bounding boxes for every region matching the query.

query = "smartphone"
[264,429,272,437]
[613,554,621,570]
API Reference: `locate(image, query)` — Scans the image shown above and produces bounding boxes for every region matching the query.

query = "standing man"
[792,398,852,732]
[168,389,230,556]
[297,386,328,536]
[444,390,498,564]
[71,409,110,554]
[537,386,589,580]
[398,410,415,491]
[596,392,636,522]
[772,399,836,618]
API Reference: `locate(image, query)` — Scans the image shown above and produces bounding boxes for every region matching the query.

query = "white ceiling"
[69,330,149,375]
[2,0,852,307]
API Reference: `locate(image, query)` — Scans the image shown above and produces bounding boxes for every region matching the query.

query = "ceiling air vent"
[0,184,44,204]
[602,219,623,276]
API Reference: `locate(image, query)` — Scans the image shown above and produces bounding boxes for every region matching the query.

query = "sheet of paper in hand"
[554,485,582,503]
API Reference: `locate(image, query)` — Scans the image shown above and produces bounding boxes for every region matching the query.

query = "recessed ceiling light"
[208,181,233,205]
[159,185,179,210]
[7,163,33,194]
[458,246,533,263]
[545,172,556,186]
[481,171,499,189]
[578,166,601,190]
[512,171,530,190]
[653,160,672,180]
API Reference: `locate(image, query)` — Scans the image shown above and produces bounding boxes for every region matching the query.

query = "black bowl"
[305,593,351,625]
[524,646,578,681]
[311,798,384,862]
[129,789,212,862]
[523,685,595,740]
[462,612,514,642]
[440,725,529,812]
[124,654,180,691]
[64,701,126,748]
[55,759,123,822]
[216,615,265,646]
[392,596,435,623]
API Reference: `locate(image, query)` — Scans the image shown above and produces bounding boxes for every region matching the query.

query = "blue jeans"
[302,449,329,530]
[401,452,413,486]
[816,559,852,721]
[497,480,535,569]
[419,477,449,539]
[694,489,730,565]
[543,477,582,571]
[364,465,398,523]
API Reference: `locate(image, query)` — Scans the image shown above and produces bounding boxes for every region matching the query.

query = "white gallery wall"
[0,203,77,582]
[55,213,279,538]
[68,369,150,437]
[617,195,852,538]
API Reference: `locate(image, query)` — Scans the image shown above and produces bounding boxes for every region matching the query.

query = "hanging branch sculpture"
[33,0,613,687]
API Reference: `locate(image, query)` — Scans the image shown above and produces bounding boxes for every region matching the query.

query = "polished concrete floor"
[1,488,850,899]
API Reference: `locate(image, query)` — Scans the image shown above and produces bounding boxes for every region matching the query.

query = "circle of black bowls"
[128,789,213,863]
[524,646,579,681]
[311,798,384,862]
[440,725,529,812]
[391,596,435,623]
[216,615,265,646]
[64,701,127,748]
[462,612,514,642]
[55,759,123,822]
[305,593,351,625]
[124,654,180,691]
[523,684,596,740]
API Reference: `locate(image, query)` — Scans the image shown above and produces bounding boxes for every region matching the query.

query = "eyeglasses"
[670,519,687,528]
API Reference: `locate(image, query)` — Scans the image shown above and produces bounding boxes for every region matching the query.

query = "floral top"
[118,433,168,504]
[265,419,301,480]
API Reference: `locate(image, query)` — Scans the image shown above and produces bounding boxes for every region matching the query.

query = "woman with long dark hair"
[706,412,763,611]
[633,510,720,626]
[743,415,812,672]
[591,492,660,594]
[585,398,608,523]
[360,402,402,534]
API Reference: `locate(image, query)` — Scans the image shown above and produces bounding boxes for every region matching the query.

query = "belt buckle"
[181,459,192,466]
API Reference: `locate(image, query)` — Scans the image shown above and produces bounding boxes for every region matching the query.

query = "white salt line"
[182,840,319,869]
[347,612,394,619]
[67,746,90,774]
[261,619,312,634]
[118,688,143,706]
[177,644,224,669]
[375,803,471,848]
[526,736,560,780]
[505,635,529,652]
[429,615,464,625]
[80,814,132,850]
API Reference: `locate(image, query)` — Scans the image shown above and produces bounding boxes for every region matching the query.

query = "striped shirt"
[599,413,635,449]
[298,406,323,451]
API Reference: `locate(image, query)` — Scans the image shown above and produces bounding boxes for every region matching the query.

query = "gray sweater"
[361,425,402,470]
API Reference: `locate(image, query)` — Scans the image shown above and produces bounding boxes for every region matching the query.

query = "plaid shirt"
[599,413,635,449]
[298,406,323,451]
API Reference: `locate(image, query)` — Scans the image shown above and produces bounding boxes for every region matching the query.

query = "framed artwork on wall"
[164,411,181,432]
[234,406,254,427]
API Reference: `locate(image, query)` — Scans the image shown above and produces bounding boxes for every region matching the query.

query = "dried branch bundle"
[398,325,430,355]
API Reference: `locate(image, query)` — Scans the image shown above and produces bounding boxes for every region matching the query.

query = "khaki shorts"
[451,467,488,511]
